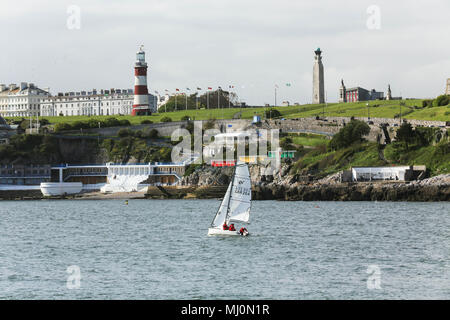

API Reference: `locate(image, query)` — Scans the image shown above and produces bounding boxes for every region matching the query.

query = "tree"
[395,122,414,150]
[117,128,134,138]
[329,120,370,150]
[433,95,450,107]
[265,108,281,119]
[160,116,172,122]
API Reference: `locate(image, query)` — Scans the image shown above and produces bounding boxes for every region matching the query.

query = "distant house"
[345,87,384,102]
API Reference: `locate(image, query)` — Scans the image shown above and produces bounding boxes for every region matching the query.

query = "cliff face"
[56,137,108,164]
[0,135,108,165]
[178,164,450,201]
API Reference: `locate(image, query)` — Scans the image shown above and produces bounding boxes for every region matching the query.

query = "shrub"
[395,122,415,150]
[422,100,433,108]
[54,122,73,132]
[433,95,450,107]
[146,128,159,138]
[71,121,88,130]
[160,116,172,122]
[264,108,281,119]
[181,115,191,121]
[119,119,131,126]
[117,128,134,138]
[134,130,143,138]
[141,119,153,124]
[104,117,121,127]
[328,120,370,150]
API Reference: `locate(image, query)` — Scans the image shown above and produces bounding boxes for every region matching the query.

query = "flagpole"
[274,85,277,107]
[207,90,209,109]
[175,92,177,111]
[185,91,188,110]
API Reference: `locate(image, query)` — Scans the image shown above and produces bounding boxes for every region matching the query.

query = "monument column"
[339,79,346,103]
[313,48,325,104]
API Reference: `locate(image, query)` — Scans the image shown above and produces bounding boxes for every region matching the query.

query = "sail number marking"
[234,185,250,196]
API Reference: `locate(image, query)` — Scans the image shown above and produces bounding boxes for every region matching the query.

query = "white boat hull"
[40,182,82,196]
[207,228,248,237]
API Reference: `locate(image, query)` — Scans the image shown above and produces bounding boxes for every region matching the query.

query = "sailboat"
[208,162,252,237]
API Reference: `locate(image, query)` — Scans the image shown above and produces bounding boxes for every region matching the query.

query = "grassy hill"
[5,98,450,125]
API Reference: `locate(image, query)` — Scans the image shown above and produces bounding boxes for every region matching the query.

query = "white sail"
[227,163,251,224]
[211,182,232,228]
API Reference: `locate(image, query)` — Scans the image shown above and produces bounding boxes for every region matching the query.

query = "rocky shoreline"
[1,167,448,202]
[173,165,450,201]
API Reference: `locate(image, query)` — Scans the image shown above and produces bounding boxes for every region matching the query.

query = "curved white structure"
[40,182,82,196]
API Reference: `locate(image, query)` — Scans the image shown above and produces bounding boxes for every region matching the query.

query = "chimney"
[0,84,5,92]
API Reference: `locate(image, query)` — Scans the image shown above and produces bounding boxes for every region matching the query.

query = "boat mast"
[224,164,237,224]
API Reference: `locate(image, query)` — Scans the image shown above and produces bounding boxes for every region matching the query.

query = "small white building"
[351,166,411,182]
[204,131,261,159]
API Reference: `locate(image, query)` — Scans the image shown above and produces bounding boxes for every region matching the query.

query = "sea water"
[0,200,449,299]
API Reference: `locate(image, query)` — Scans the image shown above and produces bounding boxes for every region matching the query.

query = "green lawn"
[5,99,450,124]
[287,133,330,147]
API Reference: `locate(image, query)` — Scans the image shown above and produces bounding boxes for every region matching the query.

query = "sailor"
[222,222,228,230]
[239,227,248,235]
[228,223,236,231]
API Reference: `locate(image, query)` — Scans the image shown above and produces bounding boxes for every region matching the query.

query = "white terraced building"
[40,89,157,117]
[0,83,50,118]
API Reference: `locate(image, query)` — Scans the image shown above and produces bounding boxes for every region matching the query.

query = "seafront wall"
[63,117,447,143]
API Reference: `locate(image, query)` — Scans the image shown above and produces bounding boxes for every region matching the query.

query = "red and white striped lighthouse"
[132,45,150,116]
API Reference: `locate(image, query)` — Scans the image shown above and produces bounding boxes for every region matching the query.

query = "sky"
[1,0,449,105]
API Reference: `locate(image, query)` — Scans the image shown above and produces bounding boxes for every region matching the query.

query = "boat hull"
[207,228,248,237]
[40,182,82,196]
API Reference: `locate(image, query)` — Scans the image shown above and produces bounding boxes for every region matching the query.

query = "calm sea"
[0,200,449,299]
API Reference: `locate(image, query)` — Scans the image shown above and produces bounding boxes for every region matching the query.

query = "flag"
[208,87,212,90]
[286,83,291,87]
[186,88,190,91]
[176,88,180,92]
[229,85,234,89]
[197,87,202,90]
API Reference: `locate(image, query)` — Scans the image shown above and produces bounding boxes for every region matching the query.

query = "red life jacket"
[223,224,228,230]
[229,225,236,231]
